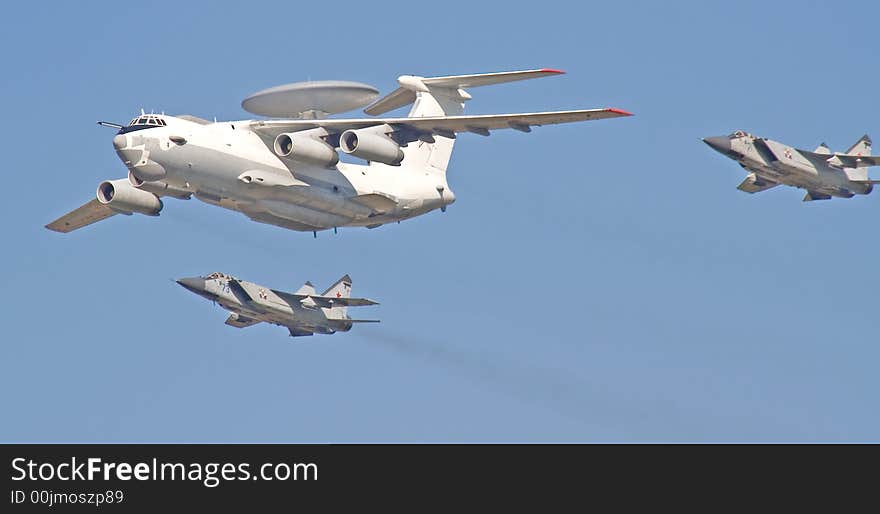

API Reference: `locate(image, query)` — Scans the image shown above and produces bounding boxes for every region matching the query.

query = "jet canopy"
[204,272,232,280]
[729,130,752,139]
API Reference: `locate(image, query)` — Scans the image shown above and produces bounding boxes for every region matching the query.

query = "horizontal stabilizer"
[365,69,565,115]
[420,68,565,89]
[46,199,118,233]
[363,88,416,117]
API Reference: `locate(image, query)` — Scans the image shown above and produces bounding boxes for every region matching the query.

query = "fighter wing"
[737,173,779,194]
[827,154,880,168]
[250,109,631,138]
[286,294,379,308]
[225,313,261,328]
[46,199,117,233]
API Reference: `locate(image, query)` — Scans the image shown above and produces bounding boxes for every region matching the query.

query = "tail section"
[322,274,352,317]
[364,69,564,116]
[846,134,872,156]
[364,69,565,175]
[842,135,873,182]
[294,281,316,295]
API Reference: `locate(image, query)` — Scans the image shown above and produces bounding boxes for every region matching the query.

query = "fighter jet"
[46,69,631,234]
[176,272,378,337]
[703,131,880,201]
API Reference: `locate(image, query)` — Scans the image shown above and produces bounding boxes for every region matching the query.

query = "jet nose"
[703,136,732,154]
[176,277,206,294]
[112,134,128,150]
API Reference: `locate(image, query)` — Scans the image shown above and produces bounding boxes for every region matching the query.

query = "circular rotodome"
[241,80,380,118]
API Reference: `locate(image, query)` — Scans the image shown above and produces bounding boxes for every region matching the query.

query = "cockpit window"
[205,272,229,280]
[731,130,748,138]
[128,115,165,127]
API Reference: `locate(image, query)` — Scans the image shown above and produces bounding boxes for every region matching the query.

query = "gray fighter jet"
[703,131,880,201]
[176,272,378,337]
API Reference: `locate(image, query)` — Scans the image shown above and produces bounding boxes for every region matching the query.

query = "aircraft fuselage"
[704,132,873,198]
[115,115,454,232]
[177,274,353,334]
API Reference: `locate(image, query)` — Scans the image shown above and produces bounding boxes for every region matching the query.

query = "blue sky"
[1,0,878,442]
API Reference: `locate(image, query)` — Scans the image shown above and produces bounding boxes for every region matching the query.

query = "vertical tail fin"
[399,84,461,175]
[363,69,565,175]
[294,281,316,295]
[846,135,872,156]
[322,274,352,317]
[814,143,831,155]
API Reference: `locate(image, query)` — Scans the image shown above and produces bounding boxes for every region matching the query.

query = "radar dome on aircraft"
[241,80,380,119]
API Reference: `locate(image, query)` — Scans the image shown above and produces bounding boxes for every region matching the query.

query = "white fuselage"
[114,115,454,232]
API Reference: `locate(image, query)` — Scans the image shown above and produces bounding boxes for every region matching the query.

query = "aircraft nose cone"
[176,277,206,294]
[703,136,732,154]
[112,134,128,150]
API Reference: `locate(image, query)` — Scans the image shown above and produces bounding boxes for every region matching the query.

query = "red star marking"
[336,292,342,298]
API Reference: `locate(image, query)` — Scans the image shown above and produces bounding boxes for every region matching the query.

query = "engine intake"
[339,128,404,166]
[273,133,339,168]
[97,179,163,216]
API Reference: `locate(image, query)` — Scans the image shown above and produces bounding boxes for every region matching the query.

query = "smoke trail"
[359,327,661,438]
[362,326,819,440]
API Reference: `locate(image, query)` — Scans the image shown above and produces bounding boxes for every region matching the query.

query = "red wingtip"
[607,108,633,116]
[539,68,566,74]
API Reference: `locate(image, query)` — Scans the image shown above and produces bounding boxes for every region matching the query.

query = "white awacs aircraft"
[47,69,631,234]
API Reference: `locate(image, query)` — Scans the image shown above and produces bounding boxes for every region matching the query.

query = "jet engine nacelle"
[273,133,339,168]
[97,179,163,216]
[339,128,404,166]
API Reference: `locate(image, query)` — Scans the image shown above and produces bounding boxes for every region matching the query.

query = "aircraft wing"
[47,180,191,233]
[46,199,118,233]
[313,296,379,307]
[225,314,261,328]
[737,174,779,194]
[284,294,379,308]
[250,109,632,137]
[827,154,880,168]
